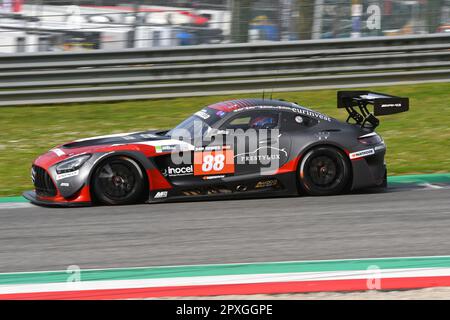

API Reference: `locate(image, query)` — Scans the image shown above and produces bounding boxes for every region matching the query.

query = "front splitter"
[22,191,91,208]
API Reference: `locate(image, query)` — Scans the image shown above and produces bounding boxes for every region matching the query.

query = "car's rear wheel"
[92,156,147,205]
[298,146,350,196]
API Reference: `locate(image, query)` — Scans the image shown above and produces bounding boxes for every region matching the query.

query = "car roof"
[204,98,335,124]
[206,99,301,112]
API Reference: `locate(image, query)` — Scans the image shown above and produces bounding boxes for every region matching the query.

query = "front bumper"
[23,191,91,207]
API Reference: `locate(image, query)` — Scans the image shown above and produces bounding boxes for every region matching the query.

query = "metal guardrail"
[1,34,450,106]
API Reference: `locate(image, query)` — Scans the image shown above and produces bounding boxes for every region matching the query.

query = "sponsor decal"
[234,146,287,164]
[194,149,235,176]
[51,148,66,157]
[233,105,332,122]
[155,144,181,153]
[375,145,386,151]
[216,110,227,118]
[381,103,403,108]
[163,165,194,177]
[56,170,80,180]
[194,145,231,152]
[255,179,278,189]
[240,154,280,162]
[154,191,168,199]
[295,108,332,122]
[202,175,225,180]
[195,110,210,120]
[349,149,375,160]
[60,182,70,187]
[122,136,136,140]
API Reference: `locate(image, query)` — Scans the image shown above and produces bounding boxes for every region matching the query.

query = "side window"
[281,112,318,131]
[228,116,252,129]
[221,111,280,131]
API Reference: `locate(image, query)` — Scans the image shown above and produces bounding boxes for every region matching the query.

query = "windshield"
[167,108,227,139]
[167,115,211,139]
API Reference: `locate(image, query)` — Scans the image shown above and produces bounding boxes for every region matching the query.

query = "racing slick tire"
[298,146,350,196]
[92,156,147,205]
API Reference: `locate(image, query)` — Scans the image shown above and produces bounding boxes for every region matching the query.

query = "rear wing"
[337,91,409,129]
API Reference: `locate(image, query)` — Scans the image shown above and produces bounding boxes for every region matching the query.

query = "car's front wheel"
[298,146,350,196]
[92,156,147,205]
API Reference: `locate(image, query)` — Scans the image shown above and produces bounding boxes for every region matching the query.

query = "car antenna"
[270,88,274,100]
[262,90,265,100]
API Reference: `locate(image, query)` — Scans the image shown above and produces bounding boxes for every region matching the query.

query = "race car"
[24,91,409,207]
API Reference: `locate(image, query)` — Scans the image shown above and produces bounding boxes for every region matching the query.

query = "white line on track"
[0,203,35,210]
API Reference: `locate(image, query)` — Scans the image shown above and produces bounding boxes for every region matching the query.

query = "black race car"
[24,91,409,207]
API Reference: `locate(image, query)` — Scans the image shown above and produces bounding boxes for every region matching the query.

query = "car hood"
[61,130,169,149]
[33,130,185,169]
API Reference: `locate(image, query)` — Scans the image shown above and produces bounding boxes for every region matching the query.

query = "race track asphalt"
[0,185,449,272]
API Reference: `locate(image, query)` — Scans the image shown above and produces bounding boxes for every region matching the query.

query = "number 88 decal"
[202,153,225,172]
[194,150,235,175]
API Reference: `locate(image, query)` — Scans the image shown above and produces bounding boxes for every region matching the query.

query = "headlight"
[56,154,91,174]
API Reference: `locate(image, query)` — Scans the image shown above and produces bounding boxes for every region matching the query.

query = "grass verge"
[0,82,449,196]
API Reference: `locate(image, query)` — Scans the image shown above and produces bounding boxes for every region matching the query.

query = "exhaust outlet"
[236,185,248,192]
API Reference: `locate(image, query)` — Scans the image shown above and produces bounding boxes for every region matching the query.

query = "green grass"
[1,82,449,197]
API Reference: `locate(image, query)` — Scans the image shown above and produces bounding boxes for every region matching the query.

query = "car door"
[217,110,291,177]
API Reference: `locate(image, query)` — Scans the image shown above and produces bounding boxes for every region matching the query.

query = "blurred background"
[1,0,450,53]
